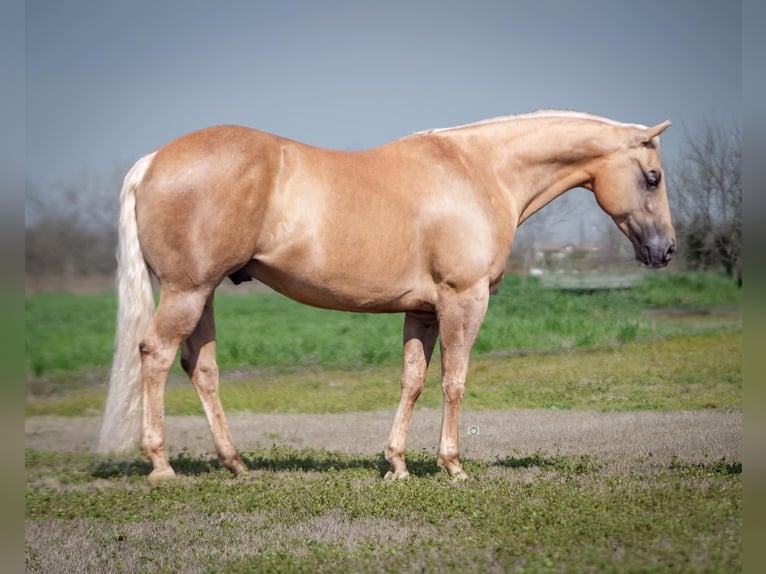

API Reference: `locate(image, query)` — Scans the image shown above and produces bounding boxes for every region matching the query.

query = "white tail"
[97,153,157,453]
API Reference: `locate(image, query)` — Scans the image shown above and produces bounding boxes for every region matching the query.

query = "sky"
[25,0,741,240]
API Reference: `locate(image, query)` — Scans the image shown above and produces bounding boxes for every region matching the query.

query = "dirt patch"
[26,408,741,472]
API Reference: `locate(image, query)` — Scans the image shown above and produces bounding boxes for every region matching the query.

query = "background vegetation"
[25,119,743,288]
[26,272,740,394]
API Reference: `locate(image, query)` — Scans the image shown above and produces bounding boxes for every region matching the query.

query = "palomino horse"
[98,110,675,482]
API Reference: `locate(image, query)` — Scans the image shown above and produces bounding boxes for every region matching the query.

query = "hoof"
[148,467,177,484]
[449,469,469,482]
[229,461,249,477]
[383,469,410,481]
[439,458,469,481]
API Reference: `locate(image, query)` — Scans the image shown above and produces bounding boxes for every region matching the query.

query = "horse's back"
[243,135,505,310]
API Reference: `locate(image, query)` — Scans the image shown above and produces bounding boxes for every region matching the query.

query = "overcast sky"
[26,0,741,240]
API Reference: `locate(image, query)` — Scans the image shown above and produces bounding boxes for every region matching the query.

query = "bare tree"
[670,120,742,284]
[25,166,124,284]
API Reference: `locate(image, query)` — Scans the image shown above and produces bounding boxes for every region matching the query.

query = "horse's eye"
[645,170,661,188]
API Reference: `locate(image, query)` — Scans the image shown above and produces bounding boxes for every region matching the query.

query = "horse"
[97,110,675,483]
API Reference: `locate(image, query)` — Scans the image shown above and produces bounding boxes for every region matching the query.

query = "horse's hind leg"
[140,287,211,483]
[384,311,438,480]
[181,292,247,476]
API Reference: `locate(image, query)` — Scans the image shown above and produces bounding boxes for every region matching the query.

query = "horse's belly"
[243,259,435,313]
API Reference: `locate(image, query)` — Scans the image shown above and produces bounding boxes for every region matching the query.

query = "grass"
[25,447,741,573]
[25,271,741,417]
[25,271,742,572]
[25,330,742,417]
[25,271,741,385]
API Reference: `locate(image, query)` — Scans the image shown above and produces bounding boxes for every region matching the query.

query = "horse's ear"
[640,120,670,145]
[646,120,672,139]
[636,120,672,146]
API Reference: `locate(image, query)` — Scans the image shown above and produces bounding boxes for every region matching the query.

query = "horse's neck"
[443,118,618,224]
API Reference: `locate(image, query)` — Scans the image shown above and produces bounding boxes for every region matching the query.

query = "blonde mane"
[417,109,648,135]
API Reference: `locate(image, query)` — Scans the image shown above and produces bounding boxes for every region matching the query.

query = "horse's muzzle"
[639,238,676,268]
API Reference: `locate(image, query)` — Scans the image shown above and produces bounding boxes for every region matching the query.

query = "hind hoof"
[148,467,177,484]
[229,461,249,477]
[449,469,469,482]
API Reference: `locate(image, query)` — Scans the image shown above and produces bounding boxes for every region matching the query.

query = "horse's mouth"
[636,240,676,268]
[618,219,676,270]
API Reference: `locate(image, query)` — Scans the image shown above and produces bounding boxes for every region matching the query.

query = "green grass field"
[25,271,742,572]
[25,330,741,418]
[26,271,740,387]
[26,448,741,573]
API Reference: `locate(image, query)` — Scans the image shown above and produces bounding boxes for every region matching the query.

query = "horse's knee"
[442,378,465,403]
[401,374,425,400]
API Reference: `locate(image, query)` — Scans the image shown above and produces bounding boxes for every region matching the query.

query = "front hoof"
[383,469,410,481]
[438,457,468,481]
[148,467,177,484]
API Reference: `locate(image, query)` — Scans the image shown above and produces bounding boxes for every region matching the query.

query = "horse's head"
[588,121,676,268]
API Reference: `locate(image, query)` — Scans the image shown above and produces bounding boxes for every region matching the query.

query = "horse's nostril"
[665,243,677,261]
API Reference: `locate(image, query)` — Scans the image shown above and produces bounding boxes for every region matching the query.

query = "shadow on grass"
[90,448,740,481]
[669,456,742,476]
[90,447,444,480]
[90,449,614,480]
[492,453,600,475]
[492,453,741,477]
[242,448,388,475]
[90,452,220,479]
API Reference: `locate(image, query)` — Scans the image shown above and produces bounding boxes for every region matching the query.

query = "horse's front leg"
[384,312,438,480]
[436,285,489,479]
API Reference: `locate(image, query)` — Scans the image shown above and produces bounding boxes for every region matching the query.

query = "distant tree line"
[25,120,742,286]
[669,122,742,285]
[26,169,121,281]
